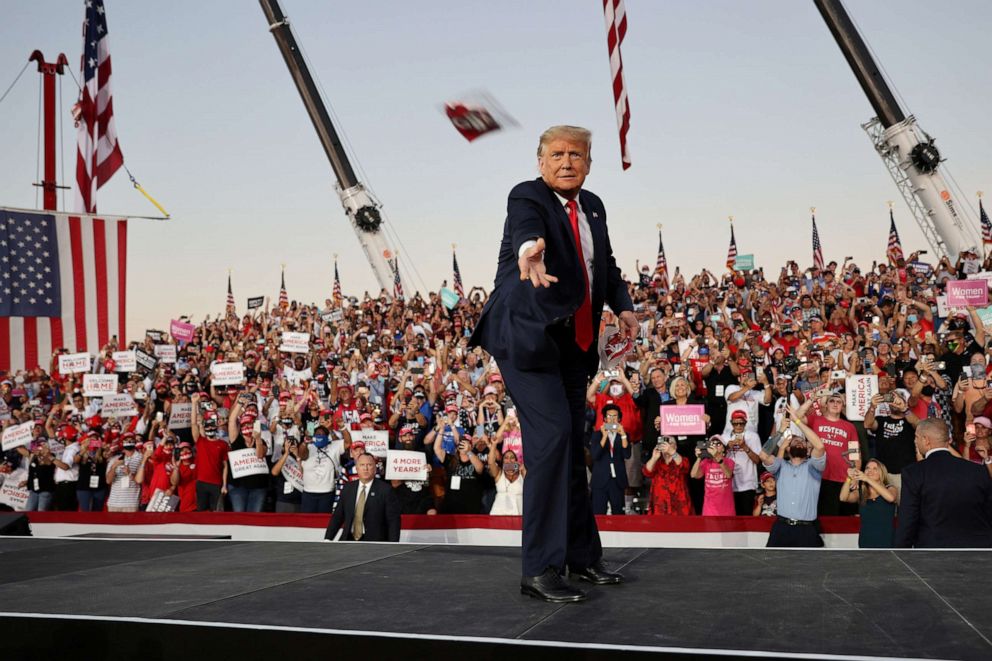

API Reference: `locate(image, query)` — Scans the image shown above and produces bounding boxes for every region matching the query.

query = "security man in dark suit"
[470,125,637,602]
[589,403,632,515]
[896,419,992,548]
[325,453,401,542]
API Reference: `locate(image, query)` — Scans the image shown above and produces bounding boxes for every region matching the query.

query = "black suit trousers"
[497,328,602,577]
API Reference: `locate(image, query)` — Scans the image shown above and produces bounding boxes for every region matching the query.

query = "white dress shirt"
[518,191,594,298]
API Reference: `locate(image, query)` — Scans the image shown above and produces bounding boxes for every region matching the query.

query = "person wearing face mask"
[297,424,343,513]
[75,431,108,512]
[587,372,640,442]
[759,410,827,547]
[589,404,631,515]
[169,443,198,512]
[191,393,229,511]
[864,389,919,496]
[105,433,143,512]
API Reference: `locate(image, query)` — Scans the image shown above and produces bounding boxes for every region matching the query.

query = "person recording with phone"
[589,404,631,515]
[691,436,735,516]
[642,436,692,515]
[759,408,827,547]
[863,389,919,496]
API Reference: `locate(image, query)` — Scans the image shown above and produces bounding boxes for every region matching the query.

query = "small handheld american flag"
[654,228,669,292]
[452,247,465,299]
[392,258,404,301]
[725,223,738,271]
[811,212,824,271]
[980,196,992,255]
[226,273,235,316]
[332,258,343,307]
[278,267,288,309]
[886,208,904,263]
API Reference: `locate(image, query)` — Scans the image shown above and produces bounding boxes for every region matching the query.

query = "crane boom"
[814,0,981,259]
[260,0,399,292]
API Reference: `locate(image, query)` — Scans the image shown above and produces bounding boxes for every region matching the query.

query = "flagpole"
[979,192,986,260]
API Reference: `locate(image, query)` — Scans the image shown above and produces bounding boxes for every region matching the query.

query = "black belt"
[777,515,817,526]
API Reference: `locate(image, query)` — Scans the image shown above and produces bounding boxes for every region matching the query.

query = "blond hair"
[537,125,592,159]
[860,458,893,505]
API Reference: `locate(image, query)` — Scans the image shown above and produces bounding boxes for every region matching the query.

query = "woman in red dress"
[642,437,693,515]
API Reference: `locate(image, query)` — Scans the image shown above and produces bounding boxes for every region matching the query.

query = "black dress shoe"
[520,568,587,603]
[570,560,624,585]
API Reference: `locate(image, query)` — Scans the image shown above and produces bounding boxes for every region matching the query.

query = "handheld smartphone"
[253,420,262,434]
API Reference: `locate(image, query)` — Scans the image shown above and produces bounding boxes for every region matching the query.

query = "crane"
[815,0,982,260]
[259,0,399,292]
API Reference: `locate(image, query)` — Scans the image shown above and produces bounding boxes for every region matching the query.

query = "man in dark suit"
[470,125,637,602]
[589,403,632,515]
[325,453,401,542]
[896,419,992,548]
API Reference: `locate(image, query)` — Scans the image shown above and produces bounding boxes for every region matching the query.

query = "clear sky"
[1,1,990,338]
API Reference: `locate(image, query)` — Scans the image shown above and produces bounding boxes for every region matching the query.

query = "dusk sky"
[1,0,990,337]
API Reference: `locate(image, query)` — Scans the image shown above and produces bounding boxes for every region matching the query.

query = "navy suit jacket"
[469,179,633,375]
[325,478,401,542]
[895,450,992,548]
[589,430,632,489]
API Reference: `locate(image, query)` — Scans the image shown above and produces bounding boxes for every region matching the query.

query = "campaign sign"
[385,450,428,481]
[845,375,878,421]
[946,280,989,307]
[147,488,179,512]
[112,350,137,372]
[734,254,755,271]
[658,405,706,436]
[281,456,304,492]
[2,421,34,451]
[279,332,310,353]
[247,296,264,310]
[210,362,245,386]
[58,352,91,374]
[83,374,118,398]
[170,319,196,342]
[228,448,268,479]
[354,429,389,457]
[146,329,164,342]
[101,393,138,418]
[440,287,460,310]
[153,344,177,363]
[168,402,192,430]
[0,469,29,510]
[321,309,344,323]
[135,348,158,374]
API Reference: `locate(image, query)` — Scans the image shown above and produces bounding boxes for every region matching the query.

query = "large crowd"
[3,245,992,546]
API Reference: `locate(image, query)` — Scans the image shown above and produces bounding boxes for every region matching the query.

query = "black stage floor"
[0,538,990,660]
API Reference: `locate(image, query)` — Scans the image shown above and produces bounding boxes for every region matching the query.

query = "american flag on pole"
[602,0,631,170]
[452,249,465,299]
[980,197,992,251]
[332,259,343,307]
[654,229,669,292]
[278,268,288,309]
[725,224,738,271]
[74,0,123,214]
[0,209,127,371]
[392,258,404,301]
[226,273,235,316]
[886,209,904,263]
[811,214,824,271]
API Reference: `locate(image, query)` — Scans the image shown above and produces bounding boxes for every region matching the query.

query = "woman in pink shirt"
[690,436,735,516]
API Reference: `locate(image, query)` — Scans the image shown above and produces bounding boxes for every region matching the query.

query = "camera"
[603,422,620,433]
[695,440,711,459]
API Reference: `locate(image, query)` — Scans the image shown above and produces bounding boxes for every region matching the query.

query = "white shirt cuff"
[518,239,538,259]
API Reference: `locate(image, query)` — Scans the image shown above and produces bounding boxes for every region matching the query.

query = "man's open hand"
[518,238,558,288]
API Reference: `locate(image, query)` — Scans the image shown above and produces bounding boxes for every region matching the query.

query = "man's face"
[604,410,619,425]
[826,396,844,414]
[538,138,590,198]
[356,455,376,481]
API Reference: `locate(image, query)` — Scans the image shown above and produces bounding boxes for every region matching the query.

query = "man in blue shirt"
[759,409,827,547]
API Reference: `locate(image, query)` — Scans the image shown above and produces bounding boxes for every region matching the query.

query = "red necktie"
[566,200,593,351]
